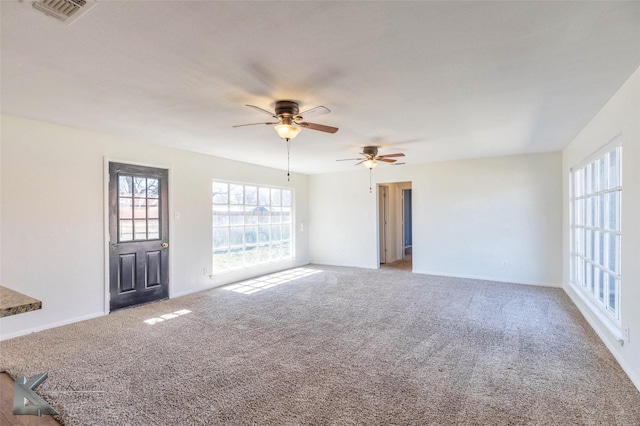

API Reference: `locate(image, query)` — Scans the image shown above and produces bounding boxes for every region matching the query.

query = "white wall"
[0,115,310,339]
[562,66,640,391]
[310,151,563,287]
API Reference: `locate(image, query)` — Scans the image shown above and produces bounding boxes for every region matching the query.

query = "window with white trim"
[570,145,621,319]
[212,181,293,272]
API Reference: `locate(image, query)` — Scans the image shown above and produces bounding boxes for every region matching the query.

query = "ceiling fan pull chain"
[286,138,291,182]
[369,168,372,193]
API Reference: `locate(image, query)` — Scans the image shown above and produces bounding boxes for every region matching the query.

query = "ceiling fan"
[233,100,339,141]
[337,146,405,169]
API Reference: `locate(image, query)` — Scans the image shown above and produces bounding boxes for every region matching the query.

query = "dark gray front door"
[109,162,169,311]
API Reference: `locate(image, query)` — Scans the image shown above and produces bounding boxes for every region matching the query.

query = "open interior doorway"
[377,181,412,269]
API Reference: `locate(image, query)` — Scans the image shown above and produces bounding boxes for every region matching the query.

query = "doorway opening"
[377,181,412,270]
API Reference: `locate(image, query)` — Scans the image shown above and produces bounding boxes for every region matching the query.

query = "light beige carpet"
[1,265,639,425]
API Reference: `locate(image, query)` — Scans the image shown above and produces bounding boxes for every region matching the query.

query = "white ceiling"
[2,1,639,174]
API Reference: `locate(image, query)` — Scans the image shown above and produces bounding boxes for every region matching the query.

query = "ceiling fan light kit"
[363,159,378,169]
[274,123,301,140]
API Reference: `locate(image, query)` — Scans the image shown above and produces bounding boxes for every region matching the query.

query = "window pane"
[271,225,282,241]
[282,207,292,224]
[597,231,605,265]
[610,234,620,274]
[244,226,258,245]
[229,206,244,226]
[282,224,291,241]
[213,249,229,270]
[259,187,270,206]
[258,206,270,224]
[245,206,259,225]
[258,244,270,262]
[597,157,605,192]
[271,188,281,206]
[282,240,291,257]
[271,206,282,224]
[609,191,619,231]
[229,248,243,268]
[244,246,258,266]
[213,228,229,249]
[608,276,617,314]
[609,149,618,188]
[282,190,292,207]
[597,269,604,302]
[258,225,270,243]
[245,186,257,205]
[212,182,229,204]
[598,194,605,229]
[229,227,243,246]
[213,205,229,226]
[229,184,243,205]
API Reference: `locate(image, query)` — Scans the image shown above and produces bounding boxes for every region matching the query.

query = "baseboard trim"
[0,311,106,341]
[411,269,561,288]
[309,261,378,270]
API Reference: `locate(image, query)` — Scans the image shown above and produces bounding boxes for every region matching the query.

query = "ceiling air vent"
[30,0,97,24]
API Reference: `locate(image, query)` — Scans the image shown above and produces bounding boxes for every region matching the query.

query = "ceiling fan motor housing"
[275,100,299,117]
[362,146,379,157]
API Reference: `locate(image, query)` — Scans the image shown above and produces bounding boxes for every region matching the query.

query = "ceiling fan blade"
[298,106,330,118]
[377,158,397,163]
[232,122,279,128]
[246,104,277,118]
[336,158,364,161]
[376,153,405,158]
[391,162,406,166]
[298,122,339,133]
[354,160,365,166]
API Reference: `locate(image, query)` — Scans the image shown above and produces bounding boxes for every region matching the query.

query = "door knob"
[161,242,169,248]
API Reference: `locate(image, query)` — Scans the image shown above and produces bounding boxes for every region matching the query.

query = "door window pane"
[119,176,132,196]
[120,198,133,219]
[120,220,133,241]
[134,220,147,240]
[147,179,159,198]
[148,220,160,239]
[134,177,146,197]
